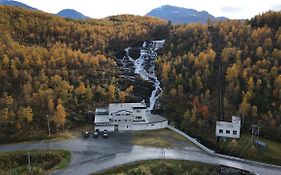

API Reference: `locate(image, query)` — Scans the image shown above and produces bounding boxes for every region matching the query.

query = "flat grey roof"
[109,102,146,113]
[95,108,108,112]
[95,114,109,123]
[146,114,167,123]
[232,116,241,121]
[216,121,233,127]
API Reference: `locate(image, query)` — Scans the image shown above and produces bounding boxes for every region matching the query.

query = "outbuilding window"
[226,130,230,134]
[219,129,223,133]
[233,130,237,135]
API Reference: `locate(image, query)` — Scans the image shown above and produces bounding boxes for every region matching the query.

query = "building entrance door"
[114,125,118,131]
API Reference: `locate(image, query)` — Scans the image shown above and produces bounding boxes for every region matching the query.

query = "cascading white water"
[124,40,165,111]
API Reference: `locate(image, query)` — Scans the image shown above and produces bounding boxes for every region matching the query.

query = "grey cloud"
[221,6,243,13]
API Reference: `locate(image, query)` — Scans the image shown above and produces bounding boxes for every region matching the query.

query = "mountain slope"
[146,5,228,24]
[0,5,168,143]
[57,9,88,19]
[0,0,37,10]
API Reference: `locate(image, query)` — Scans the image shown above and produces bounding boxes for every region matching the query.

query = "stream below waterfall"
[121,40,165,111]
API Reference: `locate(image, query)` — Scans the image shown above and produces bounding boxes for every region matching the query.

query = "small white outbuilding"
[216,116,241,139]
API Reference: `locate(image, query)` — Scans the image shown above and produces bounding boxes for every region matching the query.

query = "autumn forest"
[0,6,280,145]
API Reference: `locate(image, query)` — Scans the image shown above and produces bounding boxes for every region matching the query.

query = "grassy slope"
[130,124,281,166]
[218,134,281,165]
[97,159,218,175]
[129,129,192,148]
[0,150,70,175]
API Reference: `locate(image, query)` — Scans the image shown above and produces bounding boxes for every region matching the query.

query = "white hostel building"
[94,101,168,131]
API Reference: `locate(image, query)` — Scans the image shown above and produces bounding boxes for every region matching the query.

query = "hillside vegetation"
[0,6,280,145]
[0,150,70,175]
[157,11,281,146]
[0,6,167,143]
[97,160,218,175]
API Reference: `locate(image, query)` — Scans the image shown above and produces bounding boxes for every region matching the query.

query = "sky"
[16,0,281,19]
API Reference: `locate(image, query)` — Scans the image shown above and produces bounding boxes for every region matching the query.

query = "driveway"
[0,131,281,175]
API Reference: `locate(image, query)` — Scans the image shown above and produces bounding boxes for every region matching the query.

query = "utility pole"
[161,148,166,173]
[251,124,261,143]
[218,54,223,121]
[47,114,51,136]
[27,151,31,173]
[208,25,224,121]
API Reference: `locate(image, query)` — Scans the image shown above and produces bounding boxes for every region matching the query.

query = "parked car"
[83,131,90,138]
[102,130,109,138]
[93,131,99,138]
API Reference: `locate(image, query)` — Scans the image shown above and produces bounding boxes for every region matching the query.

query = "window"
[219,129,223,133]
[136,116,142,119]
[114,120,117,122]
[233,130,237,135]
[119,119,121,122]
[136,110,141,113]
[151,124,154,126]
[226,130,230,134]
[127,126,128,128]
[125,119,127,122]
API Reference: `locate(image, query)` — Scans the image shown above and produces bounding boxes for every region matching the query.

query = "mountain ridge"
[0,0,37,10]
[0,0,88,19]
[146,5,228,24]
[57,9,88,19]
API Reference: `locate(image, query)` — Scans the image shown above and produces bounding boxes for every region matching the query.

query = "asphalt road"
[0,131,281,175]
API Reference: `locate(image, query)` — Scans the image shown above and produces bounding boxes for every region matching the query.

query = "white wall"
[95,119,168,132]
[132,121,168,130]
[216,125,240,138]
[118,123,133,130]
[133,108,147,121]
[95,125,114,132]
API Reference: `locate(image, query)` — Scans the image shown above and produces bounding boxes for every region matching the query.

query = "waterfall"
[124,40,165,111]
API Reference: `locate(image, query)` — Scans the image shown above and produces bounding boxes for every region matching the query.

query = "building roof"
[216,116,241,128]
[109,102,146,113]
[95,108,108,113]
[216,121,234,128]
[95,114,109,123]
[232,116,241,122]
[146,114,167,123]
